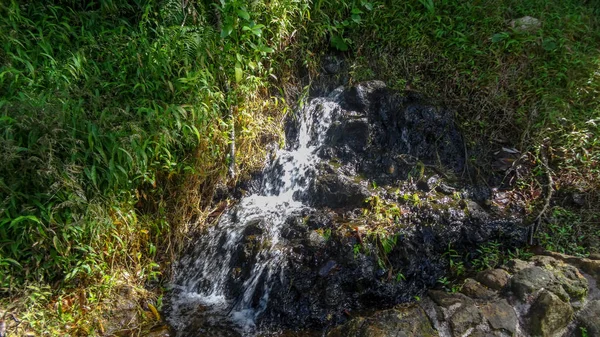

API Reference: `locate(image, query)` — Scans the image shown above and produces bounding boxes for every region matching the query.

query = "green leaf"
[258,45,274,53]
[1,258,22,269]
[237,9,250,21]
[10,215,41,228]
[363,2,373,11]
[542,38,558,51]
[252,27,262,37]
[53,236,62,254]
[221,23,233,38]
[330,35,349,51]
[235,62,243,83]
[491,32,509,43]
[351,14,361,24]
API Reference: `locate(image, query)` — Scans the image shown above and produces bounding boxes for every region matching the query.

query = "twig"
[528,143,553,245]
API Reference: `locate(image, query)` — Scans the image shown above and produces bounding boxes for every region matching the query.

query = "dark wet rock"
[476,269,511,291]
[460,278,496,300]
[318,260,338,277]
[307,173,370,209]
[511,266,554,301]
[339,80,387,112]
[435,182,456,195]
[480,299,517,335]
[326,305,437,337]
[326,80,467,185]
[463,200,490,221]
[577,300,600,336]
[327,117,370,152]
[529,290,573,337]
[322,55,342,75]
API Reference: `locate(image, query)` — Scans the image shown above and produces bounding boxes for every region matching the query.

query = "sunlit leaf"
[235,62,243,83]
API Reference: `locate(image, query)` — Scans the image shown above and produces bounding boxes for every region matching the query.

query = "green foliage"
[580,327,589,337]
[537,207,596,257]
[0,0,308,292]
[331,0,600,192]
[443,244,465,277]
[311,0,373,51]
[472,241,503,271]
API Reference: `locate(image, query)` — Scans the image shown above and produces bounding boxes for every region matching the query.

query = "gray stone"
[450,305,483,336]
[470,331,500,337]
[477,269,511,291]
[532,256,588,302]
[511,267,554,301]
[480,299,518,335]
[577,300,600,336]
[529,290,573,337]
[510,16,541,32]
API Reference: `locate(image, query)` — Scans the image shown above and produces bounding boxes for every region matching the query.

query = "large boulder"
[529,290,573,337]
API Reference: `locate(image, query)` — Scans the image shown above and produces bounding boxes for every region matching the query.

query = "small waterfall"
[168,91,342,334]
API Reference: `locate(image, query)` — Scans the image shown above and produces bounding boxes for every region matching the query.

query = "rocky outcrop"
[327,254,600,337]
[166,82,529,335]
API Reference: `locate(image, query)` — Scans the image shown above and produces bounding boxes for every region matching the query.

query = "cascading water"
[165,81,526,336]
[167,90,343,335]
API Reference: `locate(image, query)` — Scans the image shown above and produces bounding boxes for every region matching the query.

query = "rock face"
[328,254,600,337]
[255,82,526,329]
[166,82,528,335]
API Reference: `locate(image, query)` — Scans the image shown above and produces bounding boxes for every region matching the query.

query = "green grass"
[1,0,600,335]
[0,0,307,334]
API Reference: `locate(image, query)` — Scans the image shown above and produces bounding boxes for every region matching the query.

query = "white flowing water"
[168,91,342,334]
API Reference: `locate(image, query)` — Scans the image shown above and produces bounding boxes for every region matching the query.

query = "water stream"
[167,91,343,334]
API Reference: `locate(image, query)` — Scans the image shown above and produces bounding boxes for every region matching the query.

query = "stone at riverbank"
[327,253,600,337]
